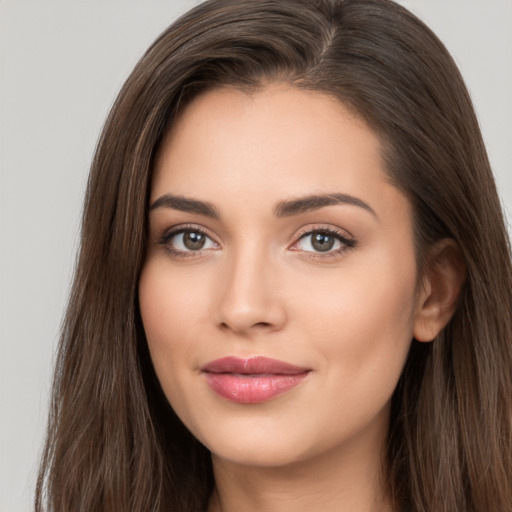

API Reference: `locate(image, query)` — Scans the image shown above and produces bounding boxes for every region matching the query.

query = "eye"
[158,226,219,259]
[292,228,356,256]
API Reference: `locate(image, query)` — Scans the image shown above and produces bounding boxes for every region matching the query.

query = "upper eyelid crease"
[160,226,355,255]
[149,193,377,220]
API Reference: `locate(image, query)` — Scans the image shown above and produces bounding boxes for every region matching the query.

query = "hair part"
[37,1,512,511]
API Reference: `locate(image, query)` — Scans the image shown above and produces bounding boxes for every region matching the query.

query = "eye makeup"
[157,224,219,260]
[291,225,357,260]
[156,223,357,261]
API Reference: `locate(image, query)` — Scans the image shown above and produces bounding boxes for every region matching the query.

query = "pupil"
[312,232,335,252]
[184,231,205,250]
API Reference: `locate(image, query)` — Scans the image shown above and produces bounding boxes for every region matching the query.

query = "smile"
[201,356,312,404]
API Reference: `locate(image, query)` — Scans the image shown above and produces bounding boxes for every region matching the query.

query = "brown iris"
[311,232,335,252]
[183,231,206,250]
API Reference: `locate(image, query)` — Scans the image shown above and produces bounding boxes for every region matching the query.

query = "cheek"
[284,252,417,447]
[139,252,212,330]
[292,245,418,381]
[138,258,216,441]
[138,259,199,376]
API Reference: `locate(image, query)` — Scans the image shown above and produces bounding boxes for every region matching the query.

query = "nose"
[215,247,287,336]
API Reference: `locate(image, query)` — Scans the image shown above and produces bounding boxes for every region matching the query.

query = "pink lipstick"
[201,356,311,404]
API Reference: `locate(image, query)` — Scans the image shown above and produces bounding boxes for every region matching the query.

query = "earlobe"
[413,238,466,342]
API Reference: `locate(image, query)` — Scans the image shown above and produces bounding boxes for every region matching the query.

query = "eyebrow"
[150,194,221,218]
[274,193,377,218]
[149,192,377,219]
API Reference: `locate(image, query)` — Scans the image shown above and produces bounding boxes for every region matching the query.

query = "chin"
[186,411,315,468]
[185,397,392,472]
[208,435,311,468]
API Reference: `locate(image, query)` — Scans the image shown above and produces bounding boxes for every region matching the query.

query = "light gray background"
[1,1,511,511]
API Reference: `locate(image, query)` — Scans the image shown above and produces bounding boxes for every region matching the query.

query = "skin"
[139,84,458,512]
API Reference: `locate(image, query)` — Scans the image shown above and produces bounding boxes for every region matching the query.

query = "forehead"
[152,84,408,224]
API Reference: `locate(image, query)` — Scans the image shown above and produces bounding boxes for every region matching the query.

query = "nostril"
[215,293,287,334]
[218,320,273,333]
[254,322,271,328]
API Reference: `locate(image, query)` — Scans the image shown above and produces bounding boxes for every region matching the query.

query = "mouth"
[201,356,312,404]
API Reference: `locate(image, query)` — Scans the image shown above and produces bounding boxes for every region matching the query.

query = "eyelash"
[158,224,219,260]
[157,224,357,260]
[293,226,357,260]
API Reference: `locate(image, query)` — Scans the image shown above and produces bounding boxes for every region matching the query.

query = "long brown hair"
[36,1,512,511]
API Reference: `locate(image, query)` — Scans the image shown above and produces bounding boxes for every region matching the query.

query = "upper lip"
[201,356,311,375]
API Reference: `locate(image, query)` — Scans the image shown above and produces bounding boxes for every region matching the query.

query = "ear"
[413,238,466,342]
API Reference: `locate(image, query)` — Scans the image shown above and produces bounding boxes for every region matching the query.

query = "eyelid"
[292,224,355,243]
[159,224,211,242]
[157,224,220,259]
[157,223,357,260]
[289,224,357,258]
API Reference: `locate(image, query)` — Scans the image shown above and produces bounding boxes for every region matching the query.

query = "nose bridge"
[216,237,286,334]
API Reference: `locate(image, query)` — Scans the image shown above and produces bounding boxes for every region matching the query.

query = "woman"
[36,0,512,511]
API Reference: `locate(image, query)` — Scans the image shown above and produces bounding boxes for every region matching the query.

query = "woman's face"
[139,84,424,468]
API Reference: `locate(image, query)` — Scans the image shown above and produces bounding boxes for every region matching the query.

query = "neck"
[207,421,393,512]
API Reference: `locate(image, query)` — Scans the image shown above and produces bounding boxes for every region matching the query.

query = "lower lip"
[204,372,310,404]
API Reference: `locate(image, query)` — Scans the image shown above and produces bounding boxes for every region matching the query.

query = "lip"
[201,356,311,404]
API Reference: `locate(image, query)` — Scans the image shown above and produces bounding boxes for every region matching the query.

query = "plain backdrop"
[1,1,511,511]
